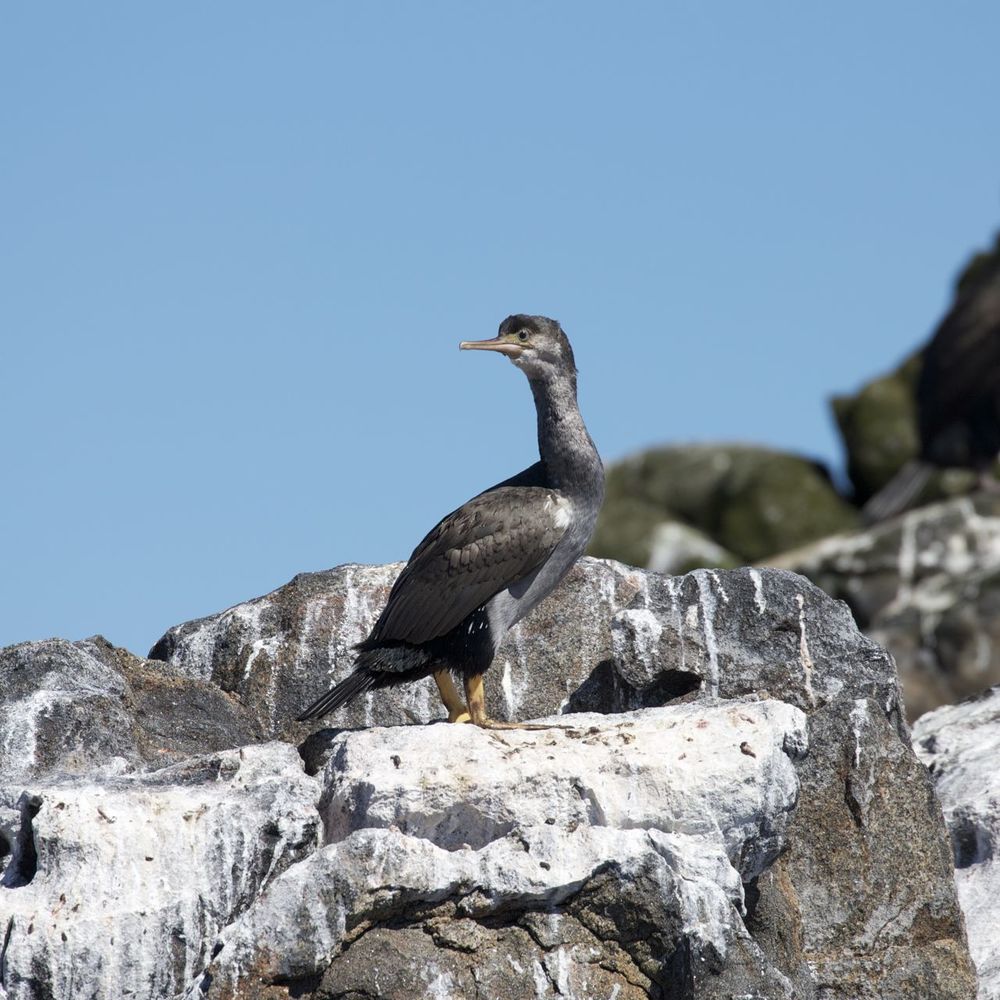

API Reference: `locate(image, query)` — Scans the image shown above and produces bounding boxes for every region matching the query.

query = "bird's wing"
[368,485,570,646]
[918,279,1000,442]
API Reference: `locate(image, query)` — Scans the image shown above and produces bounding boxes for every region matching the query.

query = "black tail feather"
[296,669,377,722]
[861,460,932,524]
[295,643,437,723]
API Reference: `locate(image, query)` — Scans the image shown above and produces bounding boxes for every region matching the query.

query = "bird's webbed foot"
[462,674,577,732]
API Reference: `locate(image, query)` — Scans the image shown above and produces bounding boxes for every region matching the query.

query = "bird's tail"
[296,669,377,722]
[295,643,434,723]
[861,460,932,524]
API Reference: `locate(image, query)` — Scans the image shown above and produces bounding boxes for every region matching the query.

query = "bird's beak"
[459,335,523,358]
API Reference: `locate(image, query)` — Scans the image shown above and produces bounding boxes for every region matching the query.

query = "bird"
[296,315,605,729]
[862,254,1000,522]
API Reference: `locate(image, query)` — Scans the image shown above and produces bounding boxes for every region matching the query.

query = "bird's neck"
[530,373,603,497]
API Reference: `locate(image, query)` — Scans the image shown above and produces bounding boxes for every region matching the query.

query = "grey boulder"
[773,493,1000,719]
[0,635,259,783]
[148,558,901,737]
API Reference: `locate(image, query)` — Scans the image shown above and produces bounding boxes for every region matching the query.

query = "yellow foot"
[462,674,577,732]
[435,670,471,724]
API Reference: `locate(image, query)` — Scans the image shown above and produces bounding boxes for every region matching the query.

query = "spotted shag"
[296,315,604,729]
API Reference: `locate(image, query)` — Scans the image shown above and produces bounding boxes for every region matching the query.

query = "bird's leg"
[463,674,578,732]
[434,670,471,724]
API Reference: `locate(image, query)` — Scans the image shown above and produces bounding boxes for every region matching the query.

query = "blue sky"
[3,3,999,654]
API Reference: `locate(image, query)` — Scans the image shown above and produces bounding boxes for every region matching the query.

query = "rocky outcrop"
[0,744,318,999]
[147,559,649,739]
[193,702,808,999]
[0,562,977,999]
[914,688,1000,1000]
[146,558,898,739]
[831,230,1000,507]
[0,635,260,782]
[830,351,983,512]
[587,444,859,571]
[585,475,1000,724]
[773,493,1000,720]
[831,349,923,505]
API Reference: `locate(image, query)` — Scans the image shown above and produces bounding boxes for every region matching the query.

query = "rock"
[914,688,1000,999]
[588,444,859,567]
[318,702,805,867]
[149,558,895,741]
[0,635,260,782]
[830,352,981,511]
[1,562,977,999]
[773,493,1000,719]
[831,350,924,504]
[765,698,973,999]
[830,232,1000,507]
[148,559,653,738]
[645,521,738,576]
[606,566,902,725]
[193,703,808,999]
[0,743,319,1000]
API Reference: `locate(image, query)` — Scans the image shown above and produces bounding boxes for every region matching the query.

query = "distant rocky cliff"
[832,230,1000,507]
[0,560,981,999]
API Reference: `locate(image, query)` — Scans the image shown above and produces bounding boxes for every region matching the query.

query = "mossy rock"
[590,444,859,566]
[831,352,922,504]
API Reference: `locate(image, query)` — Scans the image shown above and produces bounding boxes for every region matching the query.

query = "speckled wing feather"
[918,279,1000,445]
[368,485,569,649]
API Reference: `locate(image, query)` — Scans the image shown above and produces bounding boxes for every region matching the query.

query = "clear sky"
[3,3,999,655]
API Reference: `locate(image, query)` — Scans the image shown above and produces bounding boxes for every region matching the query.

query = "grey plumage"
[297,314,604,724]
[369,486,569,646]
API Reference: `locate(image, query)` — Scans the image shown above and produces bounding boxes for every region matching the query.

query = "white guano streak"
[693,570,721,697]
[796,593,817,707]
[748,568,767,614]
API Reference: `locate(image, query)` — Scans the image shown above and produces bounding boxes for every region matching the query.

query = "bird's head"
[460,315,577,382]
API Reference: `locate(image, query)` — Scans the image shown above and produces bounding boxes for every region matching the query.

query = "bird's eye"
[517,330,529,342]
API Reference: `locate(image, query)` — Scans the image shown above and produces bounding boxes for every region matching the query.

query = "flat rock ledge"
[0,561,978,999]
